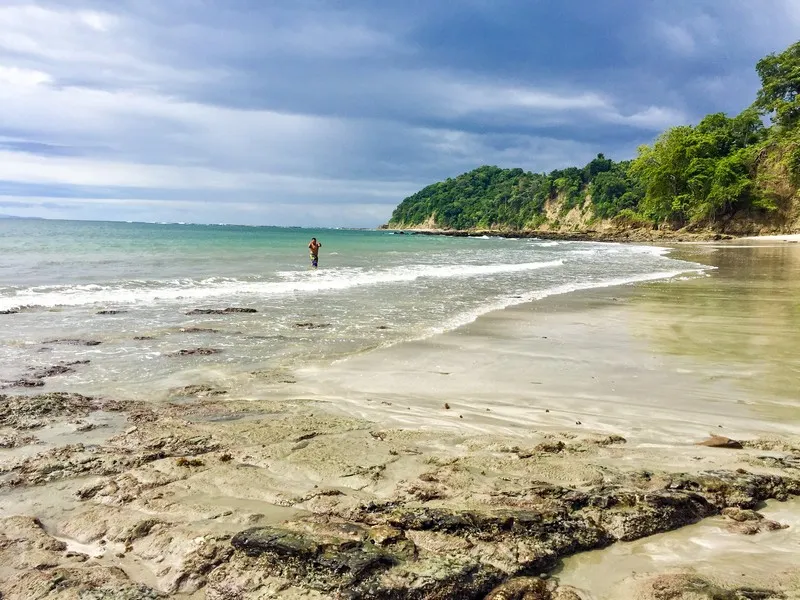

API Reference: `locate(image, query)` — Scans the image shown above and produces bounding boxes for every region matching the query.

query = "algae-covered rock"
[630,573,784,600]
[231,525,398,592]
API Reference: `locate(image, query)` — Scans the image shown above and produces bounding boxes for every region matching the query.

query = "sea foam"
[0,260,564,311]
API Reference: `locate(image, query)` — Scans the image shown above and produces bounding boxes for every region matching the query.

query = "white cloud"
[77,10,118,32]
[0,65,52,87]
[606,105,688,130]
[0,3,219,93]
[443,81,611,114]
[0,5,122,62]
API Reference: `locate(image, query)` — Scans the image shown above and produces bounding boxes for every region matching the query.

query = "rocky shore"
[1,384,798,599]
[380,226,742,243]
[382,226,800,243]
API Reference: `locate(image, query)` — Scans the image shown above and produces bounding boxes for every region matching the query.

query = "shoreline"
[382,226,800,244]
[1,242,799,599]
[291,243,799,443]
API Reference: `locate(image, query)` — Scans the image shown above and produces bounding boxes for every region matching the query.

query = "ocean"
[0,219,708,399]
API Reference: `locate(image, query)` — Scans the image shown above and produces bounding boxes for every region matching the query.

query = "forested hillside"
[388,41,800,234]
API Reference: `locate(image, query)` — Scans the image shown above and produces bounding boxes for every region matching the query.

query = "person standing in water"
[308,237,322,268]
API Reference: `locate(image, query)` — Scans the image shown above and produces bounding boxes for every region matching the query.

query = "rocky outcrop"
[204,469,799,599]
[0,392,122,430]
[629,573,785,600]
[0,360,91,389]
[697,435,744,449]
[294,322,331,329]
[41,338,102,346]
[2,388,797,600]
[0,516,163,600]
[166,348,221,357]
[169,384,227,397]
[177,327,220,333]
[185,307,257,315]
[721,507,789,535]
[0,433,38,448]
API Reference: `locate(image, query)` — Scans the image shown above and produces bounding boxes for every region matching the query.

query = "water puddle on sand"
[555,498,800,598]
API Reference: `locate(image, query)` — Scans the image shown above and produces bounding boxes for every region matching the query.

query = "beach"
[1,232,799,599]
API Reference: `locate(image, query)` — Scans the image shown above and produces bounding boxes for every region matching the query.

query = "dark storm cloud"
[0,0,797,225]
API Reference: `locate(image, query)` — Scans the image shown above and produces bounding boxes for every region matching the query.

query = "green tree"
[631,126,695,223]
[583,153,613,181]
[755,41,800,129]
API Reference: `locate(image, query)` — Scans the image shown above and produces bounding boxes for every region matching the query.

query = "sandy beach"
[1,239,799,599]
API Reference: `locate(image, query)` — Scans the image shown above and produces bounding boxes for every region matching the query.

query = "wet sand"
[1,239,799,599]
[294,239,800,442]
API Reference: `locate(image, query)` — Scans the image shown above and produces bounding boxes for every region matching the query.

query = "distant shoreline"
[381,226,733,243]
[381,225,800,244]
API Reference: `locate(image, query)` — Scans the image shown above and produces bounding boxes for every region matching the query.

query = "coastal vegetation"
[388,41,800,233]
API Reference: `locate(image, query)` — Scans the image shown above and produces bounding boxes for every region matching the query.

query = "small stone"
[722,507,762,522]
[444,403,450,410]
[697,435,743,449]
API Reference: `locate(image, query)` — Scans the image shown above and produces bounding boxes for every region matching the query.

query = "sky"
[0,1,798,227]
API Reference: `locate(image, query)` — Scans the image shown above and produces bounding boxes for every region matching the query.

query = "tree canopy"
[755,41,800,129]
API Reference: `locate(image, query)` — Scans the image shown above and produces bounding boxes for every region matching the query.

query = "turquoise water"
[0,219,708,399]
